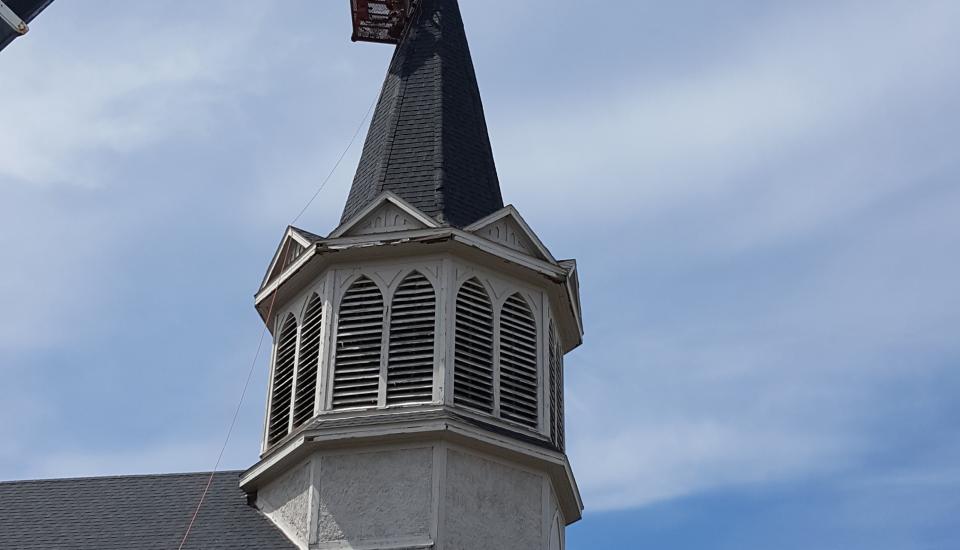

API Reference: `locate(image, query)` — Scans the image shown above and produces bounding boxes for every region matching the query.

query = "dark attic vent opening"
[453,278,495,413]
[333,276,385,409]
[387,271,437,405]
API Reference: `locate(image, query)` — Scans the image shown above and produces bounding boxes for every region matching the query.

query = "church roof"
[0,471,295,549]
[341,0,505,228]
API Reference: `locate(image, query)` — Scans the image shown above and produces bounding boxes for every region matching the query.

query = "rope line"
[292,97,378,226]
[176,96,376,550]
[176,287,278,550]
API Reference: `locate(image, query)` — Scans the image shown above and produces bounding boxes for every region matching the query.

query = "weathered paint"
[259,461,312,546]
[316,447,434,546]
[256,443,567,549]
[442,449,543,550]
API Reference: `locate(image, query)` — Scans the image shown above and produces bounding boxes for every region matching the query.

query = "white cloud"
[498,1,960,251]
[2,1,959,528]
[0,2,282,350]
[565,178,960,510]
[575,422,852,511]
[538,1,960,511]
[0,2,272,188]
[20,440,227,481]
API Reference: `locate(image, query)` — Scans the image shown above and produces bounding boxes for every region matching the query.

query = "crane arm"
[0,0,54,53]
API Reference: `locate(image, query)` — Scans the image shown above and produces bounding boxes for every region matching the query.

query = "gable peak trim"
[464,205,556,264]
[329,191,441,239]
[259,226,318,291]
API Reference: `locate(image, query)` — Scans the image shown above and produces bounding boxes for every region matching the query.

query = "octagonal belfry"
[242,194,582,549]
[241,2,583,549]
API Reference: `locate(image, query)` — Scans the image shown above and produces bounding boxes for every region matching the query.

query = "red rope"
[177,280,283,550]
[176,93,376,550]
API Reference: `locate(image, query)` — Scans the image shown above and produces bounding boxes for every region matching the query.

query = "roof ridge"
[0,469,243,486]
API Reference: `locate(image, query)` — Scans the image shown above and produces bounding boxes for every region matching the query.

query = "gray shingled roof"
[341,0,505,228]
[290,225,326,243]
[0,471,295,550]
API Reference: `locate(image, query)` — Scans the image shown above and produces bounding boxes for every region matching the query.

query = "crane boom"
[0,0,54,52]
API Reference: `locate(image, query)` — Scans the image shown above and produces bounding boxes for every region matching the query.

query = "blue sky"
[2,1,959,548]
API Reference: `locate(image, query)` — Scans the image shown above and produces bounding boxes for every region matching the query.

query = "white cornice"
[254,228,570,308]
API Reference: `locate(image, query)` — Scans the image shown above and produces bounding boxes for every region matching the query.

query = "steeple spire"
[341,0,504,228]
[246,6,584,545]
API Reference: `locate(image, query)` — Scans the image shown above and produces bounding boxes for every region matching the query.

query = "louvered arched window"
[549,321,564,450]
[454,278,495,413]
[387,272,436,405]
[499,294,539,428]
[333,277,385,409]
[293,293,323,427]
[267,314,298,446]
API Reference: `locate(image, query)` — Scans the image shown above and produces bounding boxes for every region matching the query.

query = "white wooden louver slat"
[293,294,323,428]
[454,278,495,413]
[499,294,539,428]
[549,321,565,450]
[386,272,436,405]
[333,277,384,409]
[267,314,298,446]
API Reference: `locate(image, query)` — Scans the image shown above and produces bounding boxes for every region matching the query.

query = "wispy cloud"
[1,5,959,545]
[517,0,960,511]
[499,1,960,242]
[0,2,273,188]
[0,2,283,351]
[575,422,853,510]
[13,440,226,481]
[566,177,960,509]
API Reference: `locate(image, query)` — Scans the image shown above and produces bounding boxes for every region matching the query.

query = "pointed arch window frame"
[266,312,301,447]
[331,274,387,410]
[548,318,565,451]
[327,268,442,412]
[293,292,325,427]
[386,270,439,405]
[451,274,548,435]
[262,280,332,453]
[452,277,497,414]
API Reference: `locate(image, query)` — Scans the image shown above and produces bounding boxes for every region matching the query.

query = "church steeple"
[244,4,584,549]
[341,0,504,227]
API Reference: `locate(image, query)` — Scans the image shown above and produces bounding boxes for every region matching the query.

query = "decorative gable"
[260,227,317,291]
[464,206,556,264]
[472,216,536,256]
[330,192,439,238]
[344,201,429,236]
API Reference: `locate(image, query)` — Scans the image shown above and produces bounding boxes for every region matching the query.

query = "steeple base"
[248,436,570,550]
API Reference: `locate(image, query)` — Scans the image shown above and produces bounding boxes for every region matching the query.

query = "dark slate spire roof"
[341,0,504,228]
[0,471,295,550]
